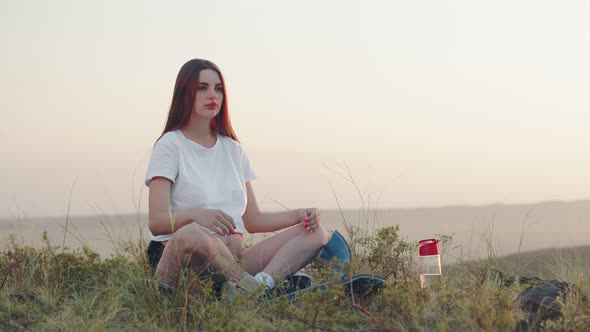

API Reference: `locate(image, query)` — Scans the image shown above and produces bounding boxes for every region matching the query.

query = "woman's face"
[193,69,224,119]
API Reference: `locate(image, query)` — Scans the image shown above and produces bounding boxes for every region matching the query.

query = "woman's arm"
[148,177,236,236]
[242,181,319,233]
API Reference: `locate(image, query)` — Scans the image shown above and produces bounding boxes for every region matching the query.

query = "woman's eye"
[198,86,207,91]
[215,87,224,93]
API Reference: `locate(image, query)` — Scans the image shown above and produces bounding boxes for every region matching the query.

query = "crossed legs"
[241,224,329,279]
[155,222,329,287]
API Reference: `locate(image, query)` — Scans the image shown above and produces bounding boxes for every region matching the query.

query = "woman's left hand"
[298,208,321,231]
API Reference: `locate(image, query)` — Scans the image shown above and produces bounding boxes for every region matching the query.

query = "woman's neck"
[181,120,217,147]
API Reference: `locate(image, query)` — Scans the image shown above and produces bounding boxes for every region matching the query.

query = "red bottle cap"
[419,238,440,256]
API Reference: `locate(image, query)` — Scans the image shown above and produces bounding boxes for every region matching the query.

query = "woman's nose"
[207,87,217,99]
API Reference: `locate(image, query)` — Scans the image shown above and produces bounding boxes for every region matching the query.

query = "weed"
[1,219,588,330]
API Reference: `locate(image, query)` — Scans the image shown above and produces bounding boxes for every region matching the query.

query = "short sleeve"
[241,146,256,182]
[145,133,179,187]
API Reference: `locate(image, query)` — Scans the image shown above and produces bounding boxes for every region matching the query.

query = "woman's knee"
[315,225,329,246]
[298,224,329,247]
[171,224,214,259]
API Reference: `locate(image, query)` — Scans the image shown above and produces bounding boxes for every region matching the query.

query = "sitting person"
[145,58,328,297]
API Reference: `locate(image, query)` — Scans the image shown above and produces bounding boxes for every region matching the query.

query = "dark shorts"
[146,240,165,269]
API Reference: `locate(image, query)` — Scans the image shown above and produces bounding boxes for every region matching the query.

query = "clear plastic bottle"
[419,238,442,288]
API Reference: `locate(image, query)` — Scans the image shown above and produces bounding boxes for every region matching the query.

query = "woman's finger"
[298,208,309,221]
[301,208,321,231]
[216,214,234,234]
[304,215,318,226]
[309,209,320,224]
[303,220,317,230]
[306,209,319,220]
[215,219,231,235]
[213,225,225,236]
[218,210,236,229]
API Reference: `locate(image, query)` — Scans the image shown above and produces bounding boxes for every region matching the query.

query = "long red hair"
[159,59,238,142]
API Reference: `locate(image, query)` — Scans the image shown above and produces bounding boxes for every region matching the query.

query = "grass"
[1,224,590,331]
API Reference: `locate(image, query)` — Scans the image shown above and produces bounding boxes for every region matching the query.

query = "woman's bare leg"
[155,223,244,287]
[240,224,328,280]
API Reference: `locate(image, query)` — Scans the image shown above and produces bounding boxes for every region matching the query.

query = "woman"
[145,59,328,297]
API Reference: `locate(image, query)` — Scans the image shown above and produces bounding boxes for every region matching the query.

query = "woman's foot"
[220,274,266,301]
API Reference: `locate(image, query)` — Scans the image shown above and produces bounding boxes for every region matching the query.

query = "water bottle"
[419,238,442,288]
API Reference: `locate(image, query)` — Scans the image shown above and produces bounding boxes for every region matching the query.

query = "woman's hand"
[297,208,321,231]
[193,209,236,236]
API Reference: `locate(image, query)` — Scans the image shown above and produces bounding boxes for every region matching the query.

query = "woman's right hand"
[193,209,236,236]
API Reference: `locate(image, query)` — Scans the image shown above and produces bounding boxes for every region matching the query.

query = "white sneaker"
[220,275,265,302]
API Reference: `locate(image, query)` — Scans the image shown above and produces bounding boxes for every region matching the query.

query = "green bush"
[1,226,589,331]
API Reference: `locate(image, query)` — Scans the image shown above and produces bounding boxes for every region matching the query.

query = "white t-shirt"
[145,130,256,242]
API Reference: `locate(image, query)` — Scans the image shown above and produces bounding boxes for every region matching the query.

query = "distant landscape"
[1,200,589,262]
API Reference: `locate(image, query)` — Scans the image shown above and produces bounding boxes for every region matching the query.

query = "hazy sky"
[1,0,589,218]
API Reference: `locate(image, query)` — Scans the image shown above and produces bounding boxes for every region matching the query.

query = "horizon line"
[2,198,589,221]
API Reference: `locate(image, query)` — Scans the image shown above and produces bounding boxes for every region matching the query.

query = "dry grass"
[1,224,589,331]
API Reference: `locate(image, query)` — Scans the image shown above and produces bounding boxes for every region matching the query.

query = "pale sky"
[1,0,589,218]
